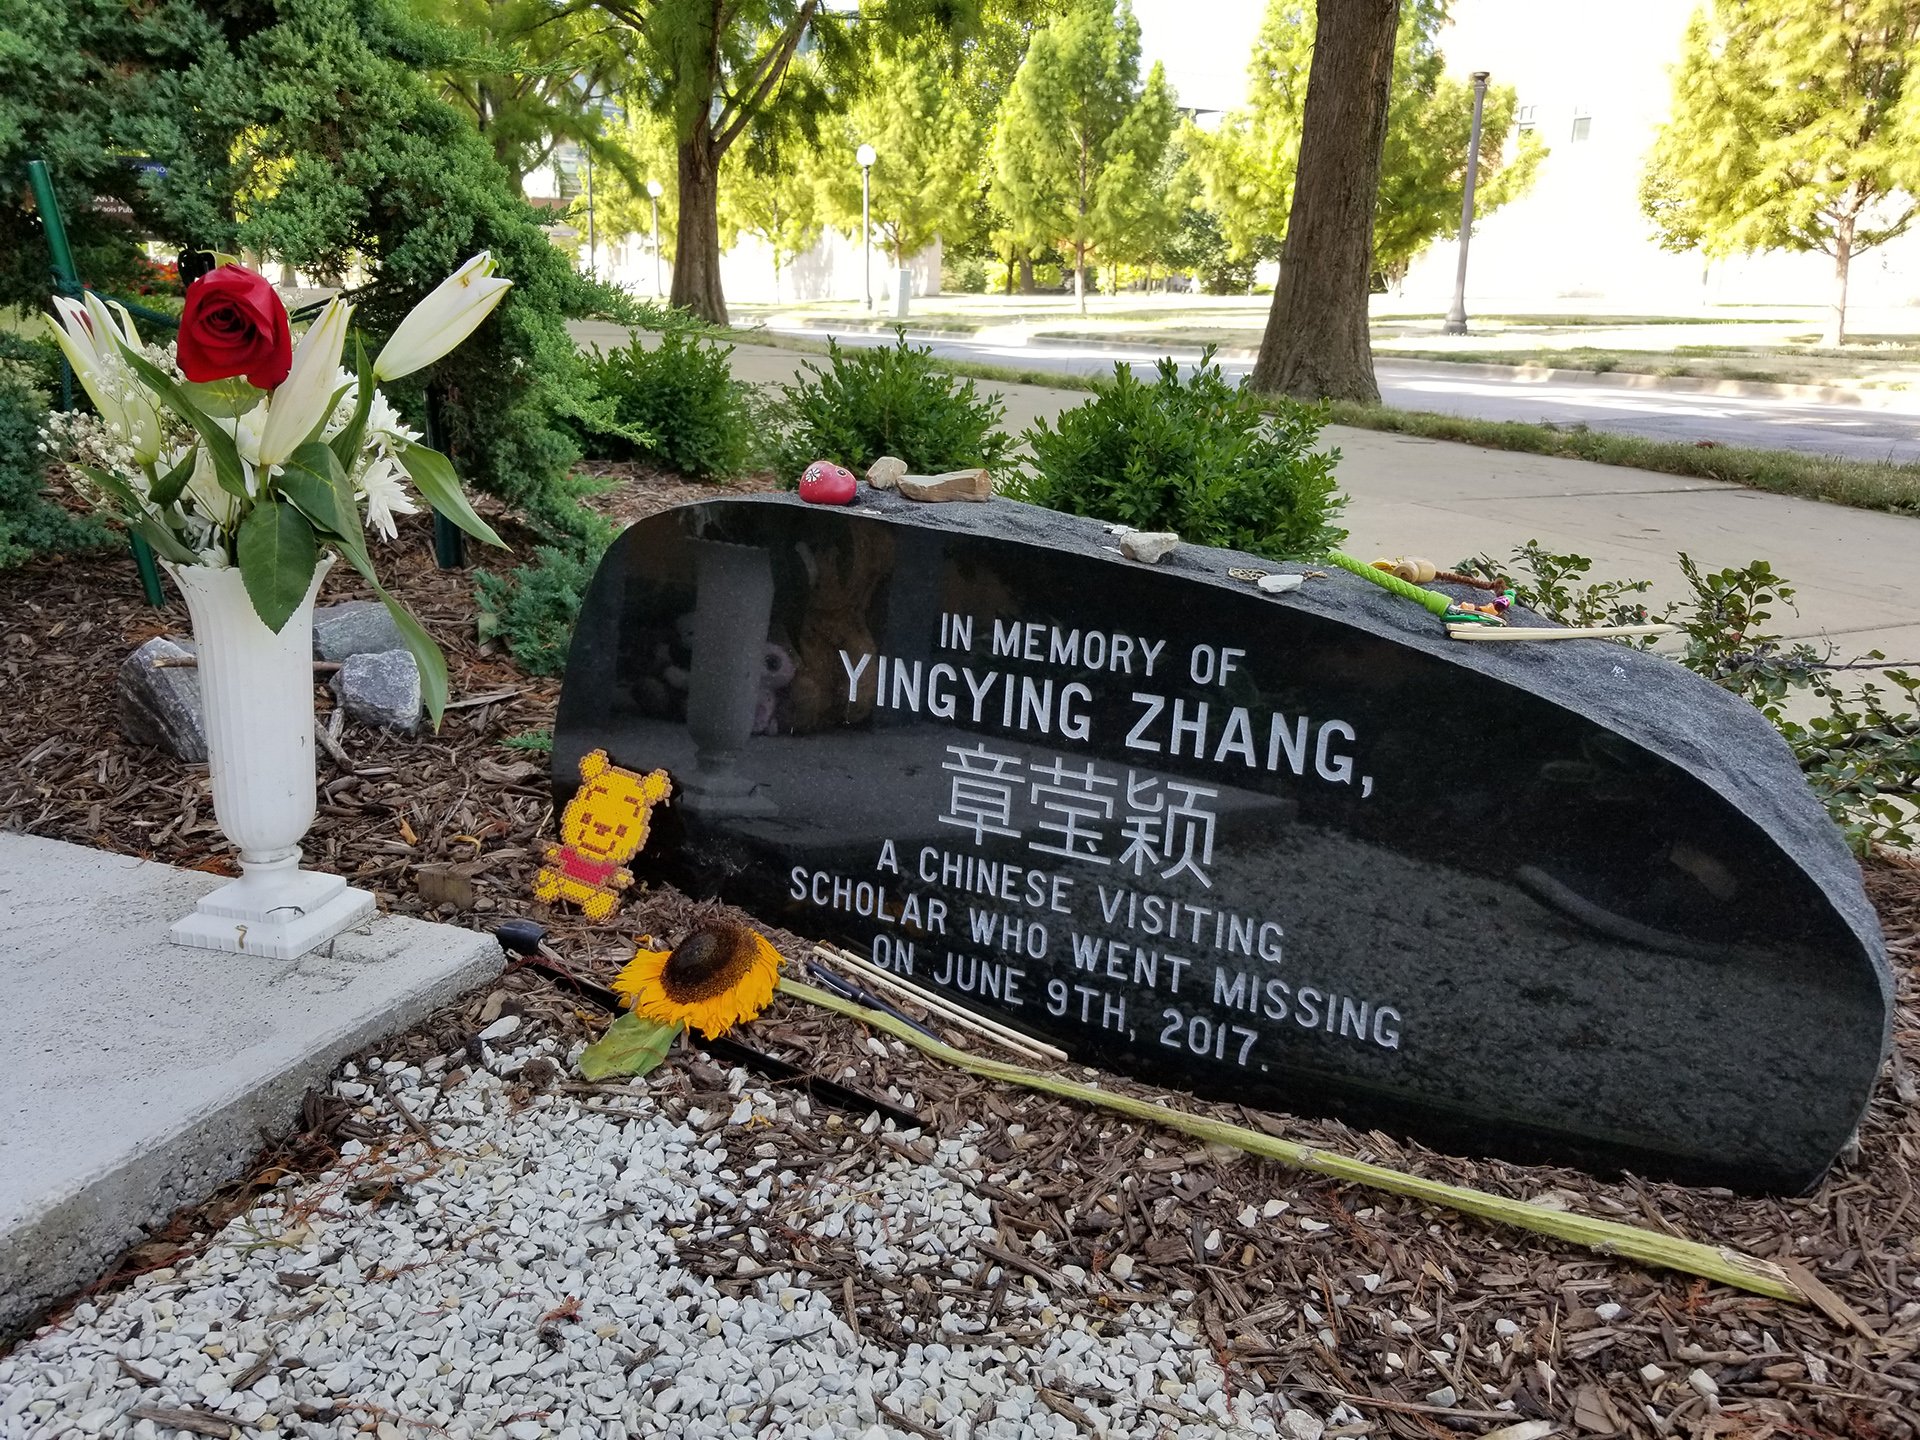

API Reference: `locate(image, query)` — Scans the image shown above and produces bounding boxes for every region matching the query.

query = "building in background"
[1393,0,1920,314]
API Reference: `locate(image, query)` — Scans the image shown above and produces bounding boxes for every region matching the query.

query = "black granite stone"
[552,492,1892,1193]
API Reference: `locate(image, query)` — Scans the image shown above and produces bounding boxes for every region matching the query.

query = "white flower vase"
[163,555,376,959]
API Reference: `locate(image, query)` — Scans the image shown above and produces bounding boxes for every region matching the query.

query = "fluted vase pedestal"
[163,556,375,959]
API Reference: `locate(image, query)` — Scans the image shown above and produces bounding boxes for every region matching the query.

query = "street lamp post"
[856,143,876,311]
[584,152,597,276]
[1444,70,1491,336]
[646,179,664,296]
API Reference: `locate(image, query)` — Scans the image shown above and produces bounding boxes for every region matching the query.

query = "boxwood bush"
[775,334,1014,480]
[1010,353,1347,561]
[583,328,766,481]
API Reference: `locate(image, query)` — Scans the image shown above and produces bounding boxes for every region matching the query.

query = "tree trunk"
[671,115,728,325]
[1019,256,1036,293]
[1826,214,1855,349]
[1005,250,1016,295]
[1073,243,1087,315]
[1248,0,1401,402]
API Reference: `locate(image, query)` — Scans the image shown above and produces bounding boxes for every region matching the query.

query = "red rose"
[178,265,293,389]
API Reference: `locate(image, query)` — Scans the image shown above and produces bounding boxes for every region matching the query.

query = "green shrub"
[0,333,107,569]
[942,256,990,294]
[775,335,1015,479]
[475,527,612,677]
[1461,542,1920,855]
[583,328,765,480]
[1011,353,1347,561]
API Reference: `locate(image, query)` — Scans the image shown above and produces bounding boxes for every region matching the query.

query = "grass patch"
[1326,403,1920,517]
[721,330,1920,520]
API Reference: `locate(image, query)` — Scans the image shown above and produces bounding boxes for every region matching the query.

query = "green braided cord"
[1323,551,1452,617]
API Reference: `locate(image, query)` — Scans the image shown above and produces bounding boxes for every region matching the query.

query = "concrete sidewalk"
[573,322,1920,662]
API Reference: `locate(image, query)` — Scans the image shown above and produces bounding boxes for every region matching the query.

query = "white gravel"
[0,1033,1315,1439]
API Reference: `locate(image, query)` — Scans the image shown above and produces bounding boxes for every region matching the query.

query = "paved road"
[765,324,1920,464]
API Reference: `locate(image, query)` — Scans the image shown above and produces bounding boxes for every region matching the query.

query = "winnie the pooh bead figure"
[535,750,673,920]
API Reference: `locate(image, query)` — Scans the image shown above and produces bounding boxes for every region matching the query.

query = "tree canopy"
[1190,0,1541,285]
[818,41,979,267]
[1642,0,1920,345]
[593,0,974,324]
[990,0,1177,311]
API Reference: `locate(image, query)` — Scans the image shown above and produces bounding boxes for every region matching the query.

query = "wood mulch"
[2,468,1917,1436]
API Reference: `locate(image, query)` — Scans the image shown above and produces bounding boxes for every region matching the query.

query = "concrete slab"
[0,835,503,1337]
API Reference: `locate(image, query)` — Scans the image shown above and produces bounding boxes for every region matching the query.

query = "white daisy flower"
[356,455,419,540]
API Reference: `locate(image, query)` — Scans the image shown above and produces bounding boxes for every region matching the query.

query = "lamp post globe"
[856,145,877,311]
[646,179,665,296]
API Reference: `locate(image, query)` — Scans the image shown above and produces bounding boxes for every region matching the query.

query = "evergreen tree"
[1190,0,1540,284]
[1642,0,1920,346]
[0,0,227,308]
[817,41,979,269]
[594,0,973,326]
[721,141,825,303]
[593,106,680,276]
[990,0,1177,313]
[414,0,632,194]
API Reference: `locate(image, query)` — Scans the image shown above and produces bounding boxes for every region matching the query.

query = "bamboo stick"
[1447,623,1680,642]
[779,977,1809,1306]
[811,944,1067,1063]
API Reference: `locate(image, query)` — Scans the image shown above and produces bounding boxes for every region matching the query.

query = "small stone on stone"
[1118,531,1179,564]
[866,456,907,490]
[897,468,993,503]
[1257,573,1305,595]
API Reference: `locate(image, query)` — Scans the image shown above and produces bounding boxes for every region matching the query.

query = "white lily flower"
[258,298,353,467]
[45,295,164,466]
[373,253,512,382]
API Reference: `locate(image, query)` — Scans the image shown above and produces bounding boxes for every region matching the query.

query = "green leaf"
[120,347,250,498]
[328,338,376,472]
[397,442,506,549]
[79,465,198,564]
[181,376,264,419]
[333,541,449,726]
[147,449,198,509]
[236,500,319,633]
[578,1013,681,1081]
[275,441,355,540]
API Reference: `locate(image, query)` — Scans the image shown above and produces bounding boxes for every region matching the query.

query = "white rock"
[479,1016,522,1042]
[1256,573,1305,594]
[1279,1408,1325,1440]
[1688,1368,1719,1398]
[1119,532,1179,564]
[1107,1255,1134,1282]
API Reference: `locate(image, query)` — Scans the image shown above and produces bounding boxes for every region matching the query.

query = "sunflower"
[612,921,782,1038]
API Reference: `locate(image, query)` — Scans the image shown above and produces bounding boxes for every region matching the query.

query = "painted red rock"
[798,460,857,505]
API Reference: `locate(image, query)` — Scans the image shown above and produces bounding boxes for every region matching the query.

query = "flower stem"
[778,977,1808,1305]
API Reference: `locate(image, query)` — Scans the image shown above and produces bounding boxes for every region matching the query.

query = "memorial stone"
[553,493,1892,1193]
